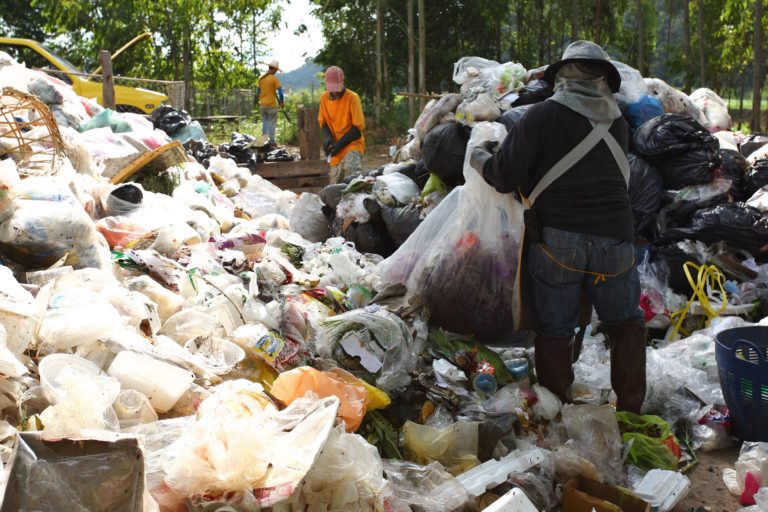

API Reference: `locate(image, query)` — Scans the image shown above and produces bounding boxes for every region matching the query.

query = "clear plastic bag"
[612,60,648,105]
[300,424,391,511]
[402,420,480,476]
[316,306,416,392]
[453,57,526,99]
[379,122,523,343]
[456,91,502,124]
[383,460,469,512]
[414,94,464,143]
[289,192,332,243]
[561,404,624,485]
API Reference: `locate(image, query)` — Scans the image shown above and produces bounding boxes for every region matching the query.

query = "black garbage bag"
[184,139,219,168]
[628,154,663,238]
[497,105,533,132]
[381,203,423,246]
[632,113,719,164]
[739,133,768,158]
[421,122,471,186]
[149,105,191,136]
[718,149,750,200]
[656,178,732,233]
[657,148,720,189]
[265,148,295,162]
[220,132,258,172]
[511,79,553,107]
[319,183,347,211]
[744,159,768,199]
[342,198,397,257]
[660,203,768,256]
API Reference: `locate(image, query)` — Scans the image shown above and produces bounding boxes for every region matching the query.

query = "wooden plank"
[256,159,327,179]
[111,141,189,184]
[297,107,320,160]
[268,175,329,190]
[100,51,116,110]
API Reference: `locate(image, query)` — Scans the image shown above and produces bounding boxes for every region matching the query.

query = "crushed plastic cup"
[39,354,102,404]
[107,351,194,413]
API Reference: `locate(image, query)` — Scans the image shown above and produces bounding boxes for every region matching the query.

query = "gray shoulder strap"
[528,121,611,206]
[603,132,631,187]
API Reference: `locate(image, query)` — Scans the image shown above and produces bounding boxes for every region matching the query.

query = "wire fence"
[187,88,255,118]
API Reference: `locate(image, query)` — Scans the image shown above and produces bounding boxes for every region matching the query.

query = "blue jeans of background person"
[260,107,279,144]
[527,226,642,337]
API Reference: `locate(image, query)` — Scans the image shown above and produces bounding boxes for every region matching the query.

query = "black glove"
[469,140,498,174]
[328,126,362,157]
[321,124,334,155]
[329,141,344,156]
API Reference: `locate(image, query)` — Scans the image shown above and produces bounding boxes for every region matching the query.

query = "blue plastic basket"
[715,326,768,441]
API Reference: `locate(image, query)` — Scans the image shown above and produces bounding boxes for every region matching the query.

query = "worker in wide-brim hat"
[257,59,285,148]
[318,65,365,183]
[471,40,646,414]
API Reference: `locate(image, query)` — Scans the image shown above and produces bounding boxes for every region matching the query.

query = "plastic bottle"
[505,358,530,388]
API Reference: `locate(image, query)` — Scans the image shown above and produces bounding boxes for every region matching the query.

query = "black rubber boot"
[604,320,647,413]
[534,334,575,404]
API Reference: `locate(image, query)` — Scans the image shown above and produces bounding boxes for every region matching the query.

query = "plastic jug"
[107,351,194,412]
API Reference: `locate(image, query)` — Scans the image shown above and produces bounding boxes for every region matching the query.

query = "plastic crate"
[715,326,768,441]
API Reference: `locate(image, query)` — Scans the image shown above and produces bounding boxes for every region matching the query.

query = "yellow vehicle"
[0,37,168,114]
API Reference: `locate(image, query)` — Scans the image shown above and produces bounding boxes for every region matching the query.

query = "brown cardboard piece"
[563,477,651,512]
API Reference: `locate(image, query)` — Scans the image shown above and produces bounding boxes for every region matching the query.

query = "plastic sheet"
[402,420,480,476]
[380,122,523,342]
[561,404,624,485]
[1,432,144,512]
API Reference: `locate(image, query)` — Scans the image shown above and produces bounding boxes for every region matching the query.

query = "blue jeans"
[527,227,642,337]
[260,107,279,144]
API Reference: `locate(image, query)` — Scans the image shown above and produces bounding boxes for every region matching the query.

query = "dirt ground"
[673,446,741,512]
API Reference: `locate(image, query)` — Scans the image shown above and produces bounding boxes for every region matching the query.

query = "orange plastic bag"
[271,367,377,432]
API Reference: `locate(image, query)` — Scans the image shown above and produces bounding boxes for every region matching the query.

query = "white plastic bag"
[373,173,420,206]
[690,88,732,132]
[379,122,523,342]
[289,192,332,243]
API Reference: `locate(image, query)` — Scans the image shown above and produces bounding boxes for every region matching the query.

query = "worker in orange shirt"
[318,66,365,183]
[257,59,285,148]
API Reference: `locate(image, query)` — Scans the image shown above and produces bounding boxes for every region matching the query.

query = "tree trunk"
[418,0,426,111]
[375,0,383,123]
[682,0,692,89]
[595,0,602,45]
[697,0,705,87]
[752,0,764,131]
[183,27,192,111]
[637,0,645,75]
[407,0,415,125]
[571,0,579,41]
[740,70,747,128]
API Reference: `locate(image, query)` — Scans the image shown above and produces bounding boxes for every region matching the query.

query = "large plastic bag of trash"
[289,192,332,243]
[300,424,391,511]
[645,78,706,122]
[0,177,111,269]
[422,121,471,186]
[719,149,750,200]
[0,266,38,355]
[452,57,526,98]
[612,61,648,105]
[381,203,423,246]
[628,154,663,237]
[456,90,502,124]
[414,93,463,143]
[380,122,523,343]
[562,404,624,485]
[690,88,732,132]
[661,203,768,255]
[316,306,416,392]
[656,177,733,232]
[747,187,768,213]
[632,113,720,188]
[402,420,481,476]
[745,159,768,198]
[236,174,296,219]
[373,172,420,206]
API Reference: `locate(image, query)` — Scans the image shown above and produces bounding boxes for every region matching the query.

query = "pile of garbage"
[0,49,768,512]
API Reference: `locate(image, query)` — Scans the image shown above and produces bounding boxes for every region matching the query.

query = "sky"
[267,0,325,72]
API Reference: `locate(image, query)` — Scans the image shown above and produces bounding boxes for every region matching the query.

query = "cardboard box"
[563,477,651,512]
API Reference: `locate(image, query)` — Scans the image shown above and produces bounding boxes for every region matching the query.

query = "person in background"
[256,59,284,149]
[318,66,365,183]
[470,41,646,414]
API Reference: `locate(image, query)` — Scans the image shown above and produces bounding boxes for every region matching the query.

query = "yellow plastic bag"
[271,367,388,432]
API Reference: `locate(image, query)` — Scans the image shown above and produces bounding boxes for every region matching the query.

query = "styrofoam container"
[107,351,194,413]
[482,488,539,512]
[633,469,690,512]
[39,354,102,404]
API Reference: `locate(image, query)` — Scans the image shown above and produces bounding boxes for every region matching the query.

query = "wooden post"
[100,50,116,110]
[297,107,320,161]
[407,0,415,125]
[375,0,383,123]
[417,0,426,111]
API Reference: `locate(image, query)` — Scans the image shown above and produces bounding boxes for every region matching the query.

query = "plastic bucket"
[715,326,768,441]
